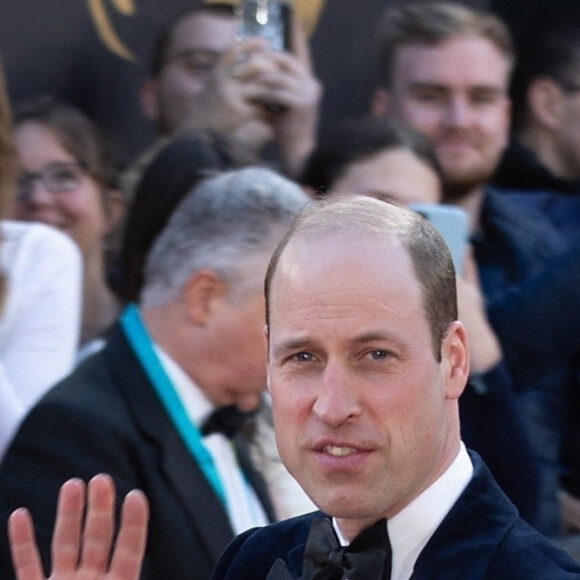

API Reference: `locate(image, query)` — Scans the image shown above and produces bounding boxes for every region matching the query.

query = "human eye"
[180,50,221,75]
[366,349,390,361]
[470,89,500,106]
[292,352,314,363]
[273,350,316,373]
[413,87,445,105]
[47,165,82,191]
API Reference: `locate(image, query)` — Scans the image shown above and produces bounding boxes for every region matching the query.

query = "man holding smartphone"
[132,3,320,184]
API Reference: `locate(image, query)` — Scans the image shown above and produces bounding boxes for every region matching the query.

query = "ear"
[527,77,564,131]
[501,98,512,151]
[264,323,270,355]
[264,323,272,383]
[182,270,227,326]
[441,321,469,400]
[370,88,390,117]
[103,189,126,236]
[139,79,160,122]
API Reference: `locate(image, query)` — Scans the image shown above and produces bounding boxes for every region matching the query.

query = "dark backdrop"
[7,0,563,167]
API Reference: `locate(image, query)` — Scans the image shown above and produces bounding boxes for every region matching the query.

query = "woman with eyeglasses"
[10,99,125,350]
[0,71,83,457]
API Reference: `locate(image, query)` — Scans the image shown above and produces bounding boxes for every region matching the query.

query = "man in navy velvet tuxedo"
[8,196,580,578]
[208,196,580,580]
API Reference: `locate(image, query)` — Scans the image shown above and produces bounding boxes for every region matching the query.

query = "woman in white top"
[0,67,82,457]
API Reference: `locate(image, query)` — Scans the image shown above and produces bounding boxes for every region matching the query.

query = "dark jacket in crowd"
[493,140,580,245]
[473,188,571,536]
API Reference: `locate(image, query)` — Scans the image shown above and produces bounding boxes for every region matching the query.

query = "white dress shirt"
[334,443,473,580]
[154,346,269,535]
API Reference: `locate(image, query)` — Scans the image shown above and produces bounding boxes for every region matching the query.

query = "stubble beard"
[439,159,499,203]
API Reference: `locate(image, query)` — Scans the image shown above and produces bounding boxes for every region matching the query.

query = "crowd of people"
[1,2,580,579]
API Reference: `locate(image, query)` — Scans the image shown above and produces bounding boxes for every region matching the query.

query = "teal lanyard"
[120,303,226,507]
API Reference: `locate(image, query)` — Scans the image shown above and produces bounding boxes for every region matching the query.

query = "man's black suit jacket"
[211,453,580,579]
[0,324,274,580]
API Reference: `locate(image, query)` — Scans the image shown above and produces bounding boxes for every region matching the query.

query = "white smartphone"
[409,203,469,275]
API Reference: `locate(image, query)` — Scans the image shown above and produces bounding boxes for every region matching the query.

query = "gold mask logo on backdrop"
[87,0,325,62]
[87,0,137,62]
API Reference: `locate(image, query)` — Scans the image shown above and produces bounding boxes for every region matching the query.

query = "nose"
[312,362,361,427]
[443,96,471,128]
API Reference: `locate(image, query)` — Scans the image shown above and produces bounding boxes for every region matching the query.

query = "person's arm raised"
[8,474,148,580]
[257,17,322,178]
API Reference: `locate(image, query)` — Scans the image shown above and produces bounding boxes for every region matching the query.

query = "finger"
[289,15,313,70]
[254,49,308,78]
[78,474,116,572]
[220,37,269,70]
[51,478,85,574]
[8,509,45,580]
[252,76,320,113]
[227,51,279,83]
[108,490,149,580]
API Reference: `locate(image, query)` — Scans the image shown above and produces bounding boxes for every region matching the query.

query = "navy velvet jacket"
[211,453,580,579]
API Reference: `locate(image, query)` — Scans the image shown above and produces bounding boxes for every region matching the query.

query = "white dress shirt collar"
[153,344,212,427]
[152,345,268,534]
[333,443,473,580]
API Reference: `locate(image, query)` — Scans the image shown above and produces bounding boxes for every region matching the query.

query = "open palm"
[8,474,148,580]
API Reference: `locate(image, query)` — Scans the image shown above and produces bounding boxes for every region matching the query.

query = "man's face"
[198,255,272,413]
[147,12,237,134]
[267,233,467,538]
[378,37,511,199]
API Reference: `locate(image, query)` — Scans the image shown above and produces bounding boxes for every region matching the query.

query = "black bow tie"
[301,517,391,580]
[200,405,255,439]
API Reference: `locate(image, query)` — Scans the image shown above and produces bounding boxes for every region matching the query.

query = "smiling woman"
[11,98,125,348]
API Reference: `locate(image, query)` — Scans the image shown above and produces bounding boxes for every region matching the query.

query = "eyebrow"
[170,48,224,61]
[271,337,312,357]
[409,81,505,94]
[271,331,405,356]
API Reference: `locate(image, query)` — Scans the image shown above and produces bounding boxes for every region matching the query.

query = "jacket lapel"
[105,324,235,563]
[266,558,298,580]
[234,433,277,522]
[162,425,235,562]
[411,451,519,580]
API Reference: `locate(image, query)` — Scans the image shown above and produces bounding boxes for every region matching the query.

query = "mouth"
[322,445,358,457]
[312,441,372,473]
[437,140,476,151]
[435,133,479,151]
